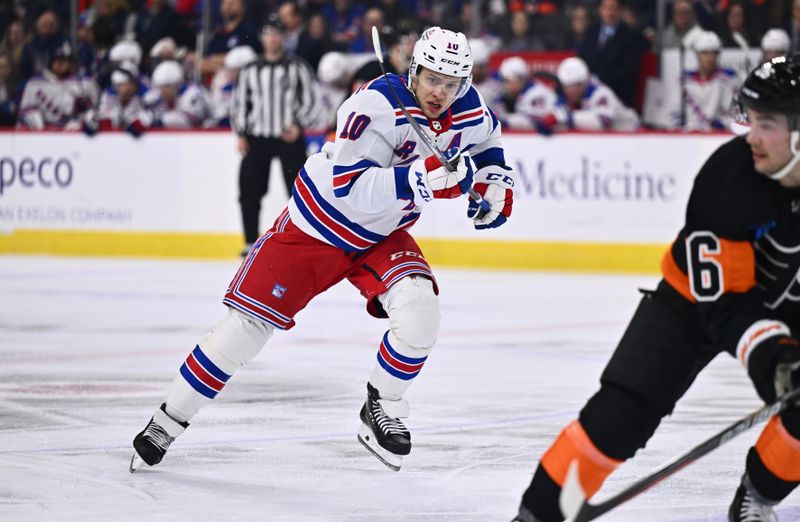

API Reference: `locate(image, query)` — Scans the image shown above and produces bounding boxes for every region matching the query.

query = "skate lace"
[738,492,776,522]
[369,401,409,436]
[143,422,174,452]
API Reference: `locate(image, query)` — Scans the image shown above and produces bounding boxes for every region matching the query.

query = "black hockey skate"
[357,383,411,471]
[129,403,189,472]
[728,475,778,522]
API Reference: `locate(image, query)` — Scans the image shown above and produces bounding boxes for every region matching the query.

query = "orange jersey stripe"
[661,246,694,302]
[755,415,800,481]
[540,420,622,498]
[661,238,756,302]
[714,239,756,293]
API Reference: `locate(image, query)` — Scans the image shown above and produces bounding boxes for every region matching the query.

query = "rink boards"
[0,130,730,273]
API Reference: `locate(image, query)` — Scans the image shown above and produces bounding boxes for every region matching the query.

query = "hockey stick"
[370,26,490,217]
[560,386,800,522]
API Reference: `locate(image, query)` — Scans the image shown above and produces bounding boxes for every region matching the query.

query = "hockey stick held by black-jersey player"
[513,54,800,522]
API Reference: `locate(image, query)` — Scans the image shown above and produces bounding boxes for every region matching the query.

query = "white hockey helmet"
[499,56,528,81]
[224,45,257,70]
[468,38,490,66]
[557,57,590,86]
[761,28,790,53]
[409,26,473,100]
[110,40,142,65]
[317,51,348,84]
[693,31,721,52]
[152,60,184,87]
[150,37,177,58]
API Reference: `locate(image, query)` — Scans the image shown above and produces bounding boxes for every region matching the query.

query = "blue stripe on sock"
[376,354,418,381]
[180,363,218,399]
[191,345,230,382]
[382,331,427,365]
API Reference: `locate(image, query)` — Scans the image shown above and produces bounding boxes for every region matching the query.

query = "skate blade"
[357,423,402,472]
[129,452,146,473]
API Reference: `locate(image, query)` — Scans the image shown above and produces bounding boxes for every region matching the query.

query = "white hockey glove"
[407,148,475,206]
[467,164,515,229]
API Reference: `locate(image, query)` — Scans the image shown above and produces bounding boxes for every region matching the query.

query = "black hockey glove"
[747,335,800,404]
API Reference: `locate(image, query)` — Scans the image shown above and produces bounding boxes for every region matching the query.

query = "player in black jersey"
[514,54,800,522]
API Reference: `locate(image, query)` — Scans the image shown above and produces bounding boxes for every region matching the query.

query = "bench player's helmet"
[152,60,184,87]
[737,53,800,180]
[408,27,473,102]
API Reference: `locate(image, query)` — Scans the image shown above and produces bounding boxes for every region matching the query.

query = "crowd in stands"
[0,0,798,134]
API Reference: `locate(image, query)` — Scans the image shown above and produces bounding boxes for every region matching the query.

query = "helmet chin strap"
[768,130,800,181]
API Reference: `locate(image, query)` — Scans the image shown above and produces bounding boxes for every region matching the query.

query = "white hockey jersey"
[673,68,741,131]
[209,78,236,127]
[306,82,347,133]
[18,71,99,130]
[473,76,503,111]
[490,80,557,131]
[144,82,211,128]
[557,79,640,131]
[288,74,514,252]
[95,84,149,128]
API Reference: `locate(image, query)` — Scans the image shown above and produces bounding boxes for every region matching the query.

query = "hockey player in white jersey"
[145,60,211,128]
[83,62,151,137]
[535,56,639,133]
[209,46,256,128]
[673,31,741,131]
[130,26,516,473]
[491,56,557,132]
[18,41,98,130]
[308,51,351,134]
[469,38,502,106]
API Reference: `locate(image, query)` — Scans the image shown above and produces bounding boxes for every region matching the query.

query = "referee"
[233,13,320,255]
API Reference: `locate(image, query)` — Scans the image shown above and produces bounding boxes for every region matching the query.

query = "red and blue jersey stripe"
[332,158,378,197]
[292,168,386,252]
[451,108,485,130]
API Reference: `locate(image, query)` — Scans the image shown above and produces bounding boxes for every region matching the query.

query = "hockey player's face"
[414,68,461,118]
[159,85,178,104]
[563,83,585,106]
[116,81,136,102]
[746,109,794,177]
[51,58,71,79]
[697,51,718,75]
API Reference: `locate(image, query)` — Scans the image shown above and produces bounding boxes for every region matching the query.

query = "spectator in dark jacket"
[295,12,334,72]
[136,0,193,57]
[578,0,645,108]
[201,0,261,75]
[19,9,68,81]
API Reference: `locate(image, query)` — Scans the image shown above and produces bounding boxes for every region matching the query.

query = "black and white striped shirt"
[234,55,320,138]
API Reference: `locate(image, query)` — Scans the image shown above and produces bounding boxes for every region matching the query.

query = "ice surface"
[1,256,798,521]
